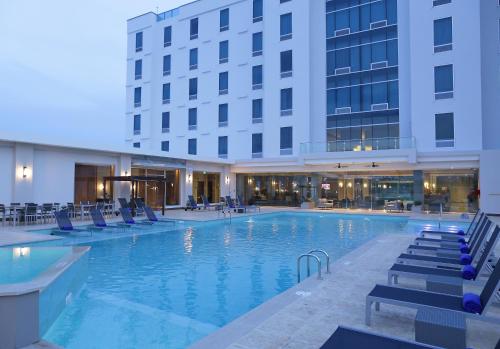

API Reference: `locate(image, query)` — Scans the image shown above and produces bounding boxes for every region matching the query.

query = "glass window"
[280,127,293,150]
[163,55,171,76]
[188,108,197,129]
[434,64,453,93]
[190,18,199,40]
[134,87,141,107]
[219,40,229,63]
[162,83,170,104]
[220,8,229,31]
[280,13,292,40]
[252,133,263,155]
[280,0,291,3]
[162,112,170,132]
[189,48,198,70]
[433,0,451,6]
[161,141,169,152]
[252,99,263,121]
[219,72,229,94]
[189,78,198,99]
[281,88,293,113]
[434,17,452,48]
[188,138,197,155]
[280,50,293,74]
[133,142,140,148]
[219,104,228,126]
[435,113,454,147]
[133,114,141,134]
[135,60,142,80]
[218,136,228,157]
[253,0,263,22]
[164,26,172,47]
[252,32,263,56]
[135,32,143,52]
[252,65,263,88]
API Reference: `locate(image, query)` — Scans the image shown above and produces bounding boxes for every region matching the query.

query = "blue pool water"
[0,247,71,284]
[41,213,415,348]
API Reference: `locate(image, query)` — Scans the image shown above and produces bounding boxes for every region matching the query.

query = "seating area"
[184,194,261,213]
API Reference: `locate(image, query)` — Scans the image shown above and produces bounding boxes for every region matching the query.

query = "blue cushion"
[460,243,470,254]
[125,219,135,224]
[462,265,477,280]
[61,226,73,231]
[96,223,106,228]
[457,229,465,236]
[462,293,482,313]
[460,254,472,265]
[457,237,466,243]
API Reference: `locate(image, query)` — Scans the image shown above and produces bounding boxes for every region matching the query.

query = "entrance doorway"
[74,164,114,203]
[192,172,220,203]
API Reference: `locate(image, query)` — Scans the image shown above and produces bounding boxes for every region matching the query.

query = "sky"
[0,0,191,150]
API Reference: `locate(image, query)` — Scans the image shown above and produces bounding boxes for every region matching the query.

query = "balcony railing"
[300,137,415,155]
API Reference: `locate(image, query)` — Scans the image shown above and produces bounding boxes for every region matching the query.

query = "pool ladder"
[218,207,232,224]
[297,249,330,283]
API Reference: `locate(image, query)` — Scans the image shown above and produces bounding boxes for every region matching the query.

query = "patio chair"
[201,195,217,210]
[185,195,201,211]
[320,326,442,349]
[143,206,176,224]
[24,203,41,225]
[119,208,154,225]
[41,203,54,223]
[366,258,500,326]
[225,196,244,213]
[52,210,90,235]
[90,208,131,230]
[388,225,500,286]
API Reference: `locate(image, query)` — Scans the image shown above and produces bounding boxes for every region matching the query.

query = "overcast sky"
[0,0,190,150]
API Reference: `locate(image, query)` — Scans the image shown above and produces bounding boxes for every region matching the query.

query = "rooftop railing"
[300,137,415,155]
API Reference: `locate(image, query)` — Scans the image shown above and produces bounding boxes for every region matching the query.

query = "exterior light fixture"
[347,182,352,188]
[363,183,368,188]
[22,166,28,178]
[225,176,230,185]
[339,182,344,188]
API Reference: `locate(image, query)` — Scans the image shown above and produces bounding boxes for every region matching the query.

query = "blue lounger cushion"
[457,237,466,243]
[125,219,134,224]
[462,293,482,313]
[460,243,470,254]
[460,254,472,265]
[457,229,465,236]
[461,265,477,280]
[61,226,73,231]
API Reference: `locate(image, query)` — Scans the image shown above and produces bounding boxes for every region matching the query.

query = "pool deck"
[1,209,497,349]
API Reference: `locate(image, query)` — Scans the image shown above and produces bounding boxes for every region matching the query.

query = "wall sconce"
[124,170,129,176]
[363,183,368,188]
[339,182,344,188]
[225,176,230,185]
[22,166,28,178]
[347,182,352,188]
[98,183,105,191]
[424,181,430,189]
[187,173,193,184]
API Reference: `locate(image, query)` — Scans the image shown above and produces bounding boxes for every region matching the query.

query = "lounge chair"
[185,195,201,211]
[320,326,442,349]
[225,196,238,210]
[143,206,175,224]
[119,208,154,225]
[52,210,90,235]
[201,195,220,210]
[317,198,334,209]
[419,210,481,238]
[366,258,500,326]
[388,226,500,286]
[90,208,131,230]
[118,198,130,209]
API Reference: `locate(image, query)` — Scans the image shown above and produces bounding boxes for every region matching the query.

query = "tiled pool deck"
[0,209,497,349]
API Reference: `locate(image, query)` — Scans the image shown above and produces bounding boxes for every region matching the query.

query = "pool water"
[42,213,411,348]
[0,247,71,284]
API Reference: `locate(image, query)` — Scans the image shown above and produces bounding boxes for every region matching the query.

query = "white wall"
[0,145,14,204]
[480,150,500,214]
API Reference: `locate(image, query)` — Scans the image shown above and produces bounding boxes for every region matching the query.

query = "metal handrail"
[308,249,331,274]
[297,254,322,283]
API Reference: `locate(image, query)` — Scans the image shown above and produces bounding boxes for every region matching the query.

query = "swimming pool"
[40,212,415,348]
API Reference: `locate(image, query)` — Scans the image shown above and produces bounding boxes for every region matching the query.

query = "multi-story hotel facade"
[0,0,498,213]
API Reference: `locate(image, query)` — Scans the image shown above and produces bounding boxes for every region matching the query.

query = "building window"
[253,0,263,22]
[280,50,293,78]
[433,0,451,6]
[280,88,293,116]
[190,18,199,40]
[220,8,229,32]
[163,55,171,76]
[280,0,291,2]
[133,142,140,148]
[434,64,454,99]
[219,72,229,95]
[252,133,263,158]
[252,65,263,90]
[135,32,143,52]
[162,83,171,104]
[189,78,198,100]
[188,108,197,130]
[435,113,454,147]
[434,17,453,52]
[252,99,263,123]
[252,32,263,56]
[219,40,229,64]
[219,104,228,127]
[162,112,170,133]
[134,60,142,80]
[218,136,228,158]
[133,114,141,135]
[161,141,170,152]
[280,126,293,155]
[164,26,172,47]
[280,13,292,40]
[134,87,141,108]
[188,138,197,155]
[189,48,198,70]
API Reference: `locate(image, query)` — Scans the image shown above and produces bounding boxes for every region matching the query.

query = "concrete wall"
[480,150,500,214]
